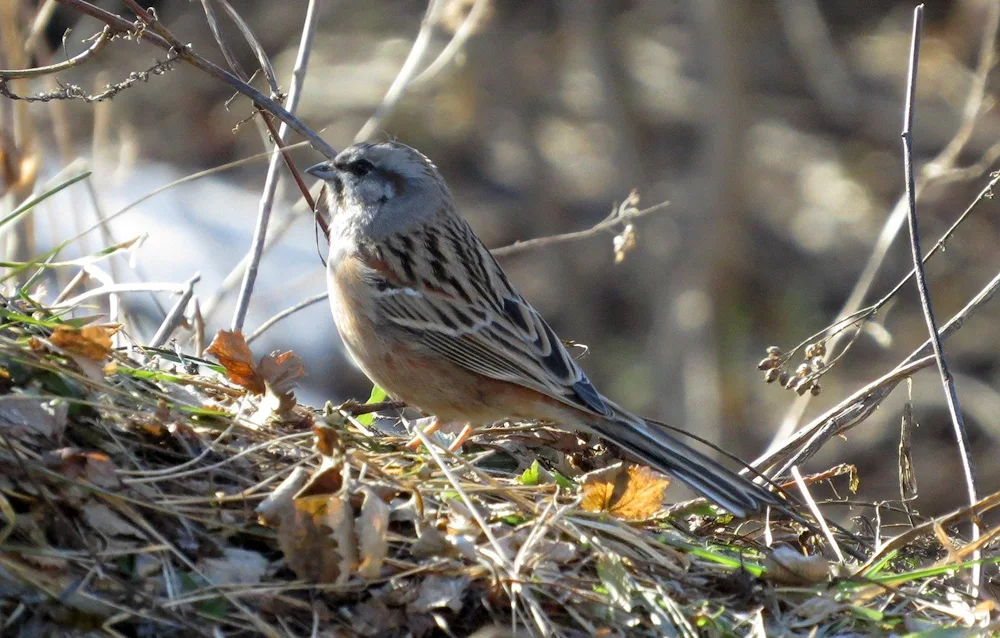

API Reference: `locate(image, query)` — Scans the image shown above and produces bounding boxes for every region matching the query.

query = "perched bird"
[306,142,786,518]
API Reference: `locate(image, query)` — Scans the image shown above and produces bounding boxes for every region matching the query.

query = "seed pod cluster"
[759,342,828,396]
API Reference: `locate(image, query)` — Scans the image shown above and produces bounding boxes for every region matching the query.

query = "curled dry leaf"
[762,546,830,585]
[407,575,471,614]
[49,325,118,361]
[42,448,121,489]
[206,329,306,399]
[49,325,120,380]
[205,330,265,394]
[257,350,306,397]
[257,455,394,584]
[357,487,391,578]
[281,491,357,585]
[581,464,670,520]
[202,547,269,586]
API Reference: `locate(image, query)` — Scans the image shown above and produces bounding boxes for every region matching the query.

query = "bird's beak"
[305,162,334,179]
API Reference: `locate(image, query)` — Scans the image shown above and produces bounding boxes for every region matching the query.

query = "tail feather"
[584,411,786,518]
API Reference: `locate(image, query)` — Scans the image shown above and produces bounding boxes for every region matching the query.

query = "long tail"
[583,408,787,518]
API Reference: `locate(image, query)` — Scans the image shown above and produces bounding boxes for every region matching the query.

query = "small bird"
[306,141,786,518]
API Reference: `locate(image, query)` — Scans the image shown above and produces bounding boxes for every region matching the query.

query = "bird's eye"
[348,159,375,176]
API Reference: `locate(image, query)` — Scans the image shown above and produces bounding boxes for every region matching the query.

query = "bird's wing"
[357,217,612,418]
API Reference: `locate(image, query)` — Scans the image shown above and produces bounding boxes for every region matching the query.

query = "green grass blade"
[0,171,91,229]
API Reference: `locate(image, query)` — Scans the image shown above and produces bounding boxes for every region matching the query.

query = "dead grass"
[0,296,998,637]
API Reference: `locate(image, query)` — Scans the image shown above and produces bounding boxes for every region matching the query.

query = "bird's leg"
[445,423,475,452]
[405,416,440,450]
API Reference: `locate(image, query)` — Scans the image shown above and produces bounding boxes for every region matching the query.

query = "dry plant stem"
[407,423,551,634]
[0,26,112,79]
[766,0,1000,451]
[246,291,327,344]
[24,0,59,56]
[354,0,445,143]
[860,489,1000,576]
[244,197,670,343]
[56,281,189,309]
[50,0,335,159]
[902,5,979,594]
[790,465,845,564]
[754,266,1000,475]
[200,204,309,324]
[231,0,321,332]
[409,0,491,87]
[149,273,200,348]
[928,0,1000,174]
[492,200,667,257]
[218,0,280,94]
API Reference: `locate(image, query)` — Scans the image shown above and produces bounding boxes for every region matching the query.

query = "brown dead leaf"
[202,547,269,586]
[762,546,830,585]
[205,330,265,393]
[49,325,118,361]
[258,350,306,396]
[206,331,306,403]
[281,493,357,584]
[356,488,390,578]
[581,464,669,520]
[407,575,471,614]
[42,448,121,489]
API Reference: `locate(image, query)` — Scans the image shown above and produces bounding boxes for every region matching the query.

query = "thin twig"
[354,0,445,143]
[409,0,490,88]
[491,198,668,258]
[217,0,281,95]
[243,196,671,342]
[55,282,190,309]
[246,291,327,345]
[766,0,1000,450]
[901,4,979,595]
[790,466,845,564]
[51,0,337,158]
[0,48,179,102]
[231,0,322,332]
[0,26,112,79]
[753,267,1000,476]
[149,273,200,348]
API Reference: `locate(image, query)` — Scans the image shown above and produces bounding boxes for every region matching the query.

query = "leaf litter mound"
[0,299,997,636]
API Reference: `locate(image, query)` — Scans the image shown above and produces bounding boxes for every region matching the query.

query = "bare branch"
[0,47,177,102]
[0,26,112,79]
[50,0,337,159]
[491,195,667,258]
[900,5,979,595]
[149,274,201,348]
[354,0,446,143]
[231,0,322,332]
[410,0,491,88]
[246,291,327,345]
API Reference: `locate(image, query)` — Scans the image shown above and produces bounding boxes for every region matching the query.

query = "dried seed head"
[786,376,802,391]
[758,357,780,371]
[766,346,782,357]
[779,371,791,387]
[795,379,813,395]
[810,357,825,370]
[764,368,780,383]
[812,342,826,357]
[804,344,816,359]
[810,383,822,396]
[795,363,811,378]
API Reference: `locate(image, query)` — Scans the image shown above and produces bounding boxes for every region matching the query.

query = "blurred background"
[3,0,1000,517]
